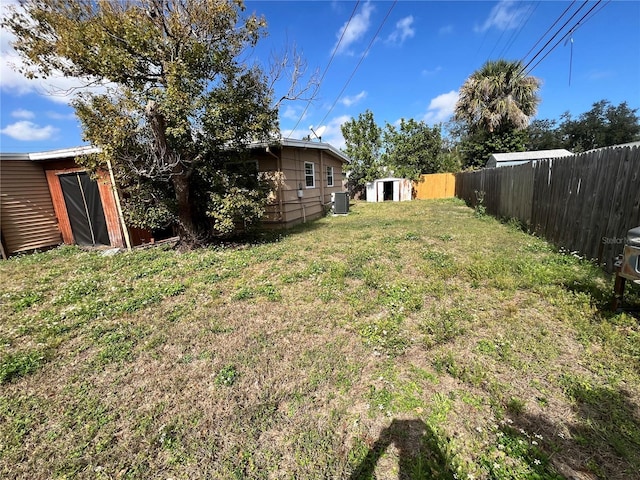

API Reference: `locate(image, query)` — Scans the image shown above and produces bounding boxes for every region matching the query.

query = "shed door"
[383,181,394,201]
[392,181,400,201]
[59,172,110,246]
[366,182,376,202]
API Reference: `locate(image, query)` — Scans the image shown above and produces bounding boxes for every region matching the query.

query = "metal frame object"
[612,226,640,311]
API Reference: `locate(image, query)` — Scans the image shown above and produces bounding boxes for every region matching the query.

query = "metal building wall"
[0,160,62,255]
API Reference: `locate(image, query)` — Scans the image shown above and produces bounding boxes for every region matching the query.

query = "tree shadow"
[512,380,640,480]
[349,418,456,480]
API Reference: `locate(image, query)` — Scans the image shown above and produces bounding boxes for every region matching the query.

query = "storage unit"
[486,149,573,168]
[366,177,412,202]
[0,155,62,255]
[1,147,150,257]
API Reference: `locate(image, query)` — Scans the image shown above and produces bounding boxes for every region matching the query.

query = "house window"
[304,162,315,188]
[224,160,259,189]
[326,166,334,187]
[224,160,259,177]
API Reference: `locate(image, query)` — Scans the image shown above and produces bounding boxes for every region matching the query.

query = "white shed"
[486,149,573,168]
[365,177,412,202]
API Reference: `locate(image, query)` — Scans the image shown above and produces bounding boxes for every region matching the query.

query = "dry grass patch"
[1,199,639,479]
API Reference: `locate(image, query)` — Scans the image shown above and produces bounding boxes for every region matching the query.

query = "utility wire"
[524,0,604,76]
[519,0,577,65]
[568,0,610,36]
[497,1,539,60]
[485,20,509,63]
[316,1,397,129]
[520,0,590,74]
[286,1,360,139]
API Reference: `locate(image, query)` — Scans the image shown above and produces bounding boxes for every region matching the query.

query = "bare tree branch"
[269,44,319,109]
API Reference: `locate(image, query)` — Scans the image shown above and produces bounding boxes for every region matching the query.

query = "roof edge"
[252,138,350,163]
[28,145,101,161]
[7,138,351,164]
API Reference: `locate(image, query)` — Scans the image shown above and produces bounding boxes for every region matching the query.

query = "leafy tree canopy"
[526,100,640,153]
[3,0,310,244]
[382,118,443,180]
[558,100,640,152]
[340,109,383,196]
[454,59,540,169]
[459,128,529,170]
[455,60,540,135]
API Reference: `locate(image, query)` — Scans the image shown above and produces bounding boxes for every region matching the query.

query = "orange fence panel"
[414,173,456,199]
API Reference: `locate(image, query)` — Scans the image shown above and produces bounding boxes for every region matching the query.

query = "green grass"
[1,198,639,479]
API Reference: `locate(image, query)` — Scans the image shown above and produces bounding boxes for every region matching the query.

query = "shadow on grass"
[349,419,455,480]
[513,381,640,480]
[550,257,640,318]
[206,209,342,249]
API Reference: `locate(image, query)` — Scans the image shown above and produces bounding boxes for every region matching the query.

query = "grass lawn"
[1,198,639,479]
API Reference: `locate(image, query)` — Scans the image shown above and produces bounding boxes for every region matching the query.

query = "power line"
[519,1,577,65]
[520,0,590,74]
[567,0,610,36]
[485,20,510,63]
[496,1,540,60]
[316,0,397,129]
[524,0,605,76]
[285,1,361,138]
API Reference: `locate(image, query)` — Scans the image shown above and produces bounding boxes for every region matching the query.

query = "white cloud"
[11,108,34,119]
[439,25,454,35]
[340,90,367,107]
[421,66,442,77]
[422,90,459,124]
[587,70,614,81]
[319,115,351,150]
[1,1,112,104]
[281,105,302,121]
[332,1,374,55]
[0,120,59,141]
[386,15,415,45]
[475,0,528,33]
[1,50,111,105]
[46,111,77,121]
[285,115,350,149]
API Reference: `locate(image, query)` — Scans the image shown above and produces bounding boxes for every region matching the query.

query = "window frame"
[326,166,334,187]
[223,159,259,176]
[304,161,315,188]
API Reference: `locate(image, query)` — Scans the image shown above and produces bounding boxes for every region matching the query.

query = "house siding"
[0,160,62,255]
[254,145,345,227]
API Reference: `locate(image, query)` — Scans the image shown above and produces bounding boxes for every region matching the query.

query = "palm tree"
[455,60,541,134]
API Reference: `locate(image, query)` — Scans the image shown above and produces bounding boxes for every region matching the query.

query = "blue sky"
[1,0,639,153]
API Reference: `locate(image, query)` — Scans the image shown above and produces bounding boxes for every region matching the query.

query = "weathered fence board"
[455,145,640,272]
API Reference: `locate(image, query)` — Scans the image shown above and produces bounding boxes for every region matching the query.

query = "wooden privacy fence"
[414,173,456,199]
[455,145,640,272]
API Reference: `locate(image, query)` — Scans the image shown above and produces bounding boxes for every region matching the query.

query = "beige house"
[249,139,350,227]
[0,140,349,256]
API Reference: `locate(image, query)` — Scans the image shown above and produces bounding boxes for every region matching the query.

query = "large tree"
[525,100,640,153]
[455,59,541,168]
[4,0,309,243]
[381,119,443,180]
[341,109,383,197]
[526,119,563,151]
[560,100,640,152]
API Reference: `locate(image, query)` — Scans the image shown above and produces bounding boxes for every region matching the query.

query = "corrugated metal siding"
[1,161,61,254]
